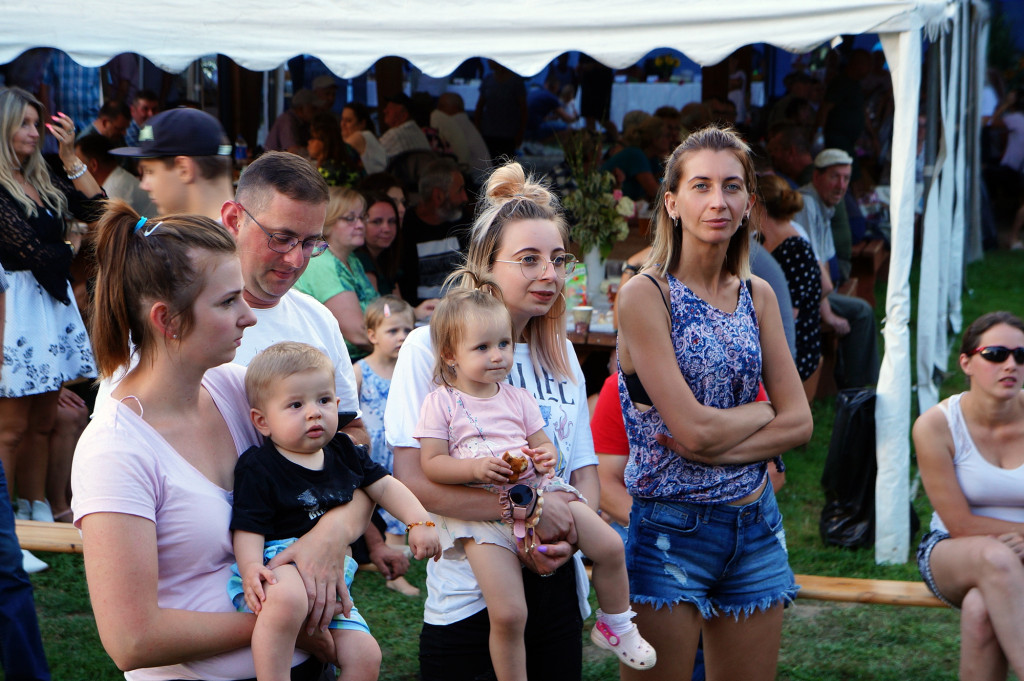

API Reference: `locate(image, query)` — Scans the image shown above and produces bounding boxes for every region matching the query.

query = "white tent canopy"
[3,0,971,564]
[4,0,953,76]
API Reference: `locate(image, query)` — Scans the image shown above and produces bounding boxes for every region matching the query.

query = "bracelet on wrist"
[406,520,435,533]
[66,161,87,180]
[526,490,544,528]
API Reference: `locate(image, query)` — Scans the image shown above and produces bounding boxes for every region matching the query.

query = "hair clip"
[383,304,391,317]
[134,217,162,237]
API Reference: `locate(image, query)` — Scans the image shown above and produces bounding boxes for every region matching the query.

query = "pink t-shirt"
[414,382,546,464]
[71,364,304,681]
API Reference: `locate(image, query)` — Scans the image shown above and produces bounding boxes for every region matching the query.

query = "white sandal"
[590,619,657,670]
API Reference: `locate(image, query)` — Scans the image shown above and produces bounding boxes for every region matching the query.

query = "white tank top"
[930,392,1024,533]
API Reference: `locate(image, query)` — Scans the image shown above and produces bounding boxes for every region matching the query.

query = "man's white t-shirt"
[234,289,360,418]
[385,325,596,625]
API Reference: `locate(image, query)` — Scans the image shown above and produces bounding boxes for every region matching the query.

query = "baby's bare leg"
[332,629,381,681]
[252,564,308,681]
[571,500,629,614]
[463,540,529,681]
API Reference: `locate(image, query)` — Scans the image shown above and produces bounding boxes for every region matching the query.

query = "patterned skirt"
[0,271,95,398]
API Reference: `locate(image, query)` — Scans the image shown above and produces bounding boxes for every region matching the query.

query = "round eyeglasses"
[493,253,578,280]
[237,203,328,257]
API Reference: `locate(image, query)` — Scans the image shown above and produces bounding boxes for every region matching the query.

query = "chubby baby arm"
[365,474,441,561]
[522,429,557,476]
[419,436,513,485]
[233,530,278,614]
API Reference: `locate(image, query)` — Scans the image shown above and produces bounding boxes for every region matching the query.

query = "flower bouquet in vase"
[560,133,635,302]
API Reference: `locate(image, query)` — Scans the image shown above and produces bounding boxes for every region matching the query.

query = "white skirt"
[0,270,96,398]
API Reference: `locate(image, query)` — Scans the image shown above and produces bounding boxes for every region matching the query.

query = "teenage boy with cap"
[111,107,234,220]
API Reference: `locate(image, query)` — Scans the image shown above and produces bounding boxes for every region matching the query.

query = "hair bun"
[485,162,553,210]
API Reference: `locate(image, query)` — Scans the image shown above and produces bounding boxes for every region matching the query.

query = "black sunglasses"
[970,346,1024,365]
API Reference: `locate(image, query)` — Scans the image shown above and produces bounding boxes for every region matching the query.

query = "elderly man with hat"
[379,92,431,158]
[111,107,234,220]
[793,148,879,390]
[311,74,339,113]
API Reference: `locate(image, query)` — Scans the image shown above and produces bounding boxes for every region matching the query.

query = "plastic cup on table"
[572,306,594,335]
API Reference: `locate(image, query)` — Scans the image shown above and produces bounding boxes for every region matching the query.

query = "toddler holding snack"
[414,286,655,681]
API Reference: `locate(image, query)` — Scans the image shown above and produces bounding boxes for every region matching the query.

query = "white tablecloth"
[608,82,702,130]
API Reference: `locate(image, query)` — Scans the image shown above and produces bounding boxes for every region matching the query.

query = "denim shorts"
[228,538,370,633]
[625,484,798,619]
[915,529,958,609]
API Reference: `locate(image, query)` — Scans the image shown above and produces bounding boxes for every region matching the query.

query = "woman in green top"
[296,186,378,359]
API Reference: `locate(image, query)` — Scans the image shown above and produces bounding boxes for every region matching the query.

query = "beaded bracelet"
[525,490,544,529]
[406,520,435,533]
[66,162,87,180]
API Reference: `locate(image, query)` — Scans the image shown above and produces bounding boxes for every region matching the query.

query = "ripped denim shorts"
[625,483,798,620]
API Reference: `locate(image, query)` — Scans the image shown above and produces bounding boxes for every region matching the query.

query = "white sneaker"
[14,499,31,520]
[22,549,48,574]
[31,499,54,523]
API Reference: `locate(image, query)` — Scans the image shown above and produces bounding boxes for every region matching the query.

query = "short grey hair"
[418,157,460,197]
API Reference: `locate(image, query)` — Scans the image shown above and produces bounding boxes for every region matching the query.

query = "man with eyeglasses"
[221,152,365,446]
[221,152,413,656]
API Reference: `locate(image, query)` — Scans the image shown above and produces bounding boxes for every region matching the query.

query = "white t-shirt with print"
[385,325,597,625]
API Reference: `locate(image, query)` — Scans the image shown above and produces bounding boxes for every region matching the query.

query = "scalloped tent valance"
[1,0,953,76]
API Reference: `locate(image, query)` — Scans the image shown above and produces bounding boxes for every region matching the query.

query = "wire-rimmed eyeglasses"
[237,203,328,257]
[493,253,578,280]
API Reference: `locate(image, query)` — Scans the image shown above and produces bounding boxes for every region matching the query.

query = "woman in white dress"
[0,86,101,523]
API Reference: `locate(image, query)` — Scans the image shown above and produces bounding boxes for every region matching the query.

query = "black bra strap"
[641,273,671,315]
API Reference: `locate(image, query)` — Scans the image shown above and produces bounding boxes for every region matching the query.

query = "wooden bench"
[793,573,943,608]
[849,239,889,307]
[18,521,942,608]
[15,519,83,554]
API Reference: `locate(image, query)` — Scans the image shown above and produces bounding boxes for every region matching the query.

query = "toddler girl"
[414,286,655,680]
[354,295,419,595]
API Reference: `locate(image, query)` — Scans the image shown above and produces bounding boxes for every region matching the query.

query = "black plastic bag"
[819,388,918,548]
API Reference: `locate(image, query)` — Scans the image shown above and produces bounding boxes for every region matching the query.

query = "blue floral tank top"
[619,273,767,503]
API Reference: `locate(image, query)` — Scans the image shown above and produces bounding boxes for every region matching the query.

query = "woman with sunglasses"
[914,311,1024,681]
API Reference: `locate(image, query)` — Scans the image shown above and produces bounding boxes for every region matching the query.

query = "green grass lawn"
[18,251,1024,681]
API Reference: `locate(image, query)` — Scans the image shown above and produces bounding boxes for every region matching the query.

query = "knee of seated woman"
[976,539,1024,583]
[959,588,997,639]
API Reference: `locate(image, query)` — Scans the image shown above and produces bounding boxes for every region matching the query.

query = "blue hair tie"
[134,217,161,236]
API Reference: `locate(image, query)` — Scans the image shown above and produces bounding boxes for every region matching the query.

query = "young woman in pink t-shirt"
[414,286,655,681]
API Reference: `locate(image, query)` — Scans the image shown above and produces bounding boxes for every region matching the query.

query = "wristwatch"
[506,484,536,540]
